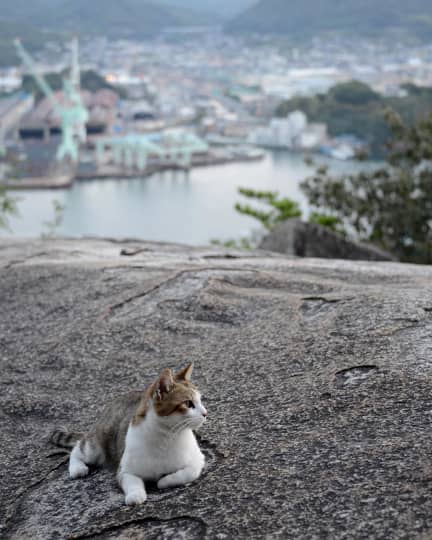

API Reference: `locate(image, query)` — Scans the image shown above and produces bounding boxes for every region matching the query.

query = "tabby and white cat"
[51,363,207,505]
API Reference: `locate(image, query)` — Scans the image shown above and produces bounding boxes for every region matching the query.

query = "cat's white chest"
[121,422,204,481]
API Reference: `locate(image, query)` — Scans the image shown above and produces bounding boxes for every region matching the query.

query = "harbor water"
[2,150,376,245]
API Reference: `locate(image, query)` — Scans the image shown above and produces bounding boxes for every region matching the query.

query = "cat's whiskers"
[166,418,191,442]
[152,419,185,452]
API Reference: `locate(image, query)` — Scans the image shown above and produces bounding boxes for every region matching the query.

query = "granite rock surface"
[1,238,432,539]
[260,218,395,261]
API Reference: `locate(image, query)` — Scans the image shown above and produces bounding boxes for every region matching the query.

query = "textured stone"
[1,238,432,539]
[259,218,395,261]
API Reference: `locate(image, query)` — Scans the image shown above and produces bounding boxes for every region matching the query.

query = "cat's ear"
[154,368,174,399]
[175,362,193,382]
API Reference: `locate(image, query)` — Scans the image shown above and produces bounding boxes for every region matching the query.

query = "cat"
[50,363,207,505]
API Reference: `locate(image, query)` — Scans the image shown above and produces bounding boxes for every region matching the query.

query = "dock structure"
[95,130,209,172]
[0,127,265,189]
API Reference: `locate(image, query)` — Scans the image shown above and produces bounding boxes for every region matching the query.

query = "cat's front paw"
[69,462,89,479]
[157,475,176,489]
[125,489,147,505]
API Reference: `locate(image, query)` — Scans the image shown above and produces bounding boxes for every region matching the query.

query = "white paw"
[157,477,169,490]
[69,462,89,479]
[125,490,147,505]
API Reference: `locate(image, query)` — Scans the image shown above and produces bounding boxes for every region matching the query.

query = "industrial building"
[18,89,119,140]
[0,93,34,152]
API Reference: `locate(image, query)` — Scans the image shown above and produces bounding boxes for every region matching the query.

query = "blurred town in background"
[1,1,432,242]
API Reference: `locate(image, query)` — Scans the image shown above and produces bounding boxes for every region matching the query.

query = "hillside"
[1,0,211,39]
[18,70,126,101]
[159,0,258,19]
[0,20,59,68]
[228,0,432,39]
[276,80,432,157]
[0,0,217,65]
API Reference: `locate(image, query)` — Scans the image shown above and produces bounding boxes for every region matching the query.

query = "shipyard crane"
[70,36,80,93]
[68,36,87,144]
[14,38,88,162]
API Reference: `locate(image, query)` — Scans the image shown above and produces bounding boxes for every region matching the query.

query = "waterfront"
[2,150,376,245]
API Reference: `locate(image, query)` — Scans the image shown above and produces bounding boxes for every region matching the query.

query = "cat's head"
[151,363,207,429]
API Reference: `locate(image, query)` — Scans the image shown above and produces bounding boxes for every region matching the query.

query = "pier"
[1,141,265,190]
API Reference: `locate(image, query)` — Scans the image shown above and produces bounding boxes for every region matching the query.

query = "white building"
[297,123,327,149]
[248,111,307,148]
[0,75,22,93]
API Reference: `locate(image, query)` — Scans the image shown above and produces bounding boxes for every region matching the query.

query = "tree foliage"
[42,200,64,238]
[276,81,432,158]
[0,188,19,230]
[329,81,380,106]
[212,188,305,249]
[301,110,432,264]
[21,70,125,102]
[235,188,302,230]
[223,187,337,250]
[308,212,345,234]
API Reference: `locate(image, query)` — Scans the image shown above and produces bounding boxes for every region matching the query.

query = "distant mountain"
[0,19,58,69]
[228,0,432,39]
[159,0,258,19]
[0,0,222,66]
[1,0,214,38]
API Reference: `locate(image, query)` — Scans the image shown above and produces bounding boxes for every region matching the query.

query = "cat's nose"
[201,407,207,417]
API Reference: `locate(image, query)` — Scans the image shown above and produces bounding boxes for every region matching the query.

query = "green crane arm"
[14,38,61,114]
[70,36,80,91]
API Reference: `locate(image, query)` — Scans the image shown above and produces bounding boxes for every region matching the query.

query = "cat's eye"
[185,400,195,408]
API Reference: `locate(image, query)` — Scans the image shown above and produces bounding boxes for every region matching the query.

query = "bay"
[2,150,376,245]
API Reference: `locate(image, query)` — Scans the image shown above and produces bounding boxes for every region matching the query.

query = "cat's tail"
[50,427,83,450]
